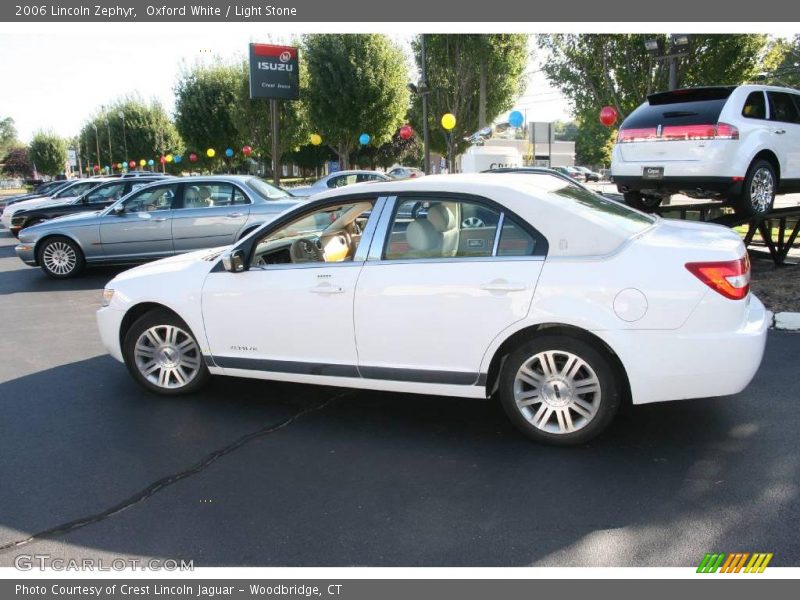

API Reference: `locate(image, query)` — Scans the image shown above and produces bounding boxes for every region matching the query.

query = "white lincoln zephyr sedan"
[96,173,768,445]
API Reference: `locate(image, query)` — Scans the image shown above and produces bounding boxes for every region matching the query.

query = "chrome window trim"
[368,255,545,267]
[491,212,505,257]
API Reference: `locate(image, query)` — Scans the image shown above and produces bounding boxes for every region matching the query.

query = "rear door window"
[742,91,767,119]
[767,92,800,124]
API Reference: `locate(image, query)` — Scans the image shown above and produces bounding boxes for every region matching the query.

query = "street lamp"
[118,111,128,164]
[103,113,113,169]
[644,34,691,91]
[91,123,101,174]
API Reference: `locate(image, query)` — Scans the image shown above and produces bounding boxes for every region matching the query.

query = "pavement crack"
[0,393,345,552]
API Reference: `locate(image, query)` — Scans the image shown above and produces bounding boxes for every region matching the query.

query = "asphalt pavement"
[0,229,798,567]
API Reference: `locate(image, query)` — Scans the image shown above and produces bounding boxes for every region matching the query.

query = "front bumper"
[96,306,126,363]
[14,243,37,266]
[600,294,769,405]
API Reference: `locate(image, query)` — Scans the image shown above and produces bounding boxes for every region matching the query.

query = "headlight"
[102,288,115,307]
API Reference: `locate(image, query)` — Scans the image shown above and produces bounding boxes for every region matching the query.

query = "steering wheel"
[290,237,324,263]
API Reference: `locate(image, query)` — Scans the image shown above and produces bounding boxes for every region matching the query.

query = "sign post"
[249,43,300,187]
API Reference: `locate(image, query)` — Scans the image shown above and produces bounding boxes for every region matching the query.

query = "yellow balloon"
[166,154,174,163]
[139,159,146,167]
[310,133,322,146]
[206,148,215,158]
[441,113,456,131]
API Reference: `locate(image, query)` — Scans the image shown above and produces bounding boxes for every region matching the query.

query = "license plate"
[642,166,664,180]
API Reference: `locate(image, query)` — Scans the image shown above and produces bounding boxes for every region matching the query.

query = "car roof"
[325,170,388,177]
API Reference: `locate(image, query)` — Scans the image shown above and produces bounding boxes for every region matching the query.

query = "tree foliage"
[0,117,19,157]
[28,131,68,177]
[410,35,529,157]
[2,146,31,177]
[78,97,182,170]
[760,35,800,88]
[303,34,409,169]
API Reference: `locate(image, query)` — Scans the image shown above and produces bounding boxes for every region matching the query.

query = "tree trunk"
[479,58,487,129]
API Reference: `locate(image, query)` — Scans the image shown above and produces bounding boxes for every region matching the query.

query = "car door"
[99,182,178,260]
[767,91,800,180]
[171,182,251,252]
[353,195,546,383]
[201,197,383,374]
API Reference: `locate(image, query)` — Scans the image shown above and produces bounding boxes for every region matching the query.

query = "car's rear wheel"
[123,309,210,395]
[37,236,85,279]
[623,191,662,212]
[498,334,622,445]
[734,159,776,217]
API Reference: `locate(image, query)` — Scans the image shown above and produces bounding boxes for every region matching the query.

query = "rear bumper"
[612,175,743,197]
[600,294,769,405]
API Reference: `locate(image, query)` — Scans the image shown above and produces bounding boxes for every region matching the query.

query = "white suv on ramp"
[611,85,800,216]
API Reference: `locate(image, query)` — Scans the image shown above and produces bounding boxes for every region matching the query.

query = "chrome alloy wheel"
[42,241,77,275]
[750,167,775,213]
[513,350,601,435]
[133,325,202,389]
[461,216,485,228]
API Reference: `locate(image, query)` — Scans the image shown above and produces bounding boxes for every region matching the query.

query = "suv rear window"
[620,87,735,131]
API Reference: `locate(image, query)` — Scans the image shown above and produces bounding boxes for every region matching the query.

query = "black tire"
[122,309,210,396]
[37,236,85,279]
[498,334,622,446]
[734,159,776,217]
[623,191,662,212]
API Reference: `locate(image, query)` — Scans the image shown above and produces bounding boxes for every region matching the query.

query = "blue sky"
[0,26,569,142]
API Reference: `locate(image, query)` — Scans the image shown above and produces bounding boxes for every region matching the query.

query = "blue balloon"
[174,155,182,163]
[148,159,155,166]
[225,148,234,157]
[508,110,524,128]
[359,133,370,145]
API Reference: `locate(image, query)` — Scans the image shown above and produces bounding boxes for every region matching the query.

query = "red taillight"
[617,122,739,143]
[685,255,750,300]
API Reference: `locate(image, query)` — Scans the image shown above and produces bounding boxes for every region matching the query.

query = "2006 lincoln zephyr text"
[96,173,768,445]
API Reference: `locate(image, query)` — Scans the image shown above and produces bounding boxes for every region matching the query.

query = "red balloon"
[189,153,198,163]
[242,145,252,157]
[93,164,100,171]
[600,105,618,127]
[159,156,166,164]
[399,125,413,140]
[128,160,136,168]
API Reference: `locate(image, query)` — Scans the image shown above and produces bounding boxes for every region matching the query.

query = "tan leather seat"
[427,203,458,257]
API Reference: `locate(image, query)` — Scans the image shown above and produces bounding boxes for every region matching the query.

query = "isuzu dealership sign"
[248,43,300,100]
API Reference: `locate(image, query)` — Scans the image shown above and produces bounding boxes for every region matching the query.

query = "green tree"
[2,146,31,177]
[574,119,616,168]
[79,97,182,171]
[553,120,579,141]
[174,62,243,170]
[304,34,409,170]
[0,117,19,157]
[760,35,800,88]
[410,35,529,159]
[28,131,67,177]
[538,34,769,124]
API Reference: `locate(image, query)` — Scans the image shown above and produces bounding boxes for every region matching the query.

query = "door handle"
[480,280,527,292]
[153,217,167,222]
[227,212,245,218]
[309,284,345,294]
[774,129,787,135]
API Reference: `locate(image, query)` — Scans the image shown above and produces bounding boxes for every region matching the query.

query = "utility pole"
[421,34,431,175]
[270,98,280,186]
[92,123,101,173]
[119,111,128,164]
[668,56,678,91]
[106,117,113,169]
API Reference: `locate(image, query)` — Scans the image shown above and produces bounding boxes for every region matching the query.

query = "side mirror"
[222,249,247,273]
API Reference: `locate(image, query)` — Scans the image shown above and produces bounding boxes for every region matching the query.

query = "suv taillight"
[617,122,739,143]
[685,255,750,300]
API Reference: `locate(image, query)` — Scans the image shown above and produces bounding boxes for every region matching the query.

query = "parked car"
[8,176,170,237]
[0,180,72,214]
[612,85,800,216]
[1,178,110,229]
[95,172,767,446]
[289,170,391,197]
[388,166,425,180]
[573,166,602,182]
[551,166,586,182]
[15,176,299,278]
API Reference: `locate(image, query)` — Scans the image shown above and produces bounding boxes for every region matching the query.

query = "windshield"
[53,181,98,199]
[246,178,290,200]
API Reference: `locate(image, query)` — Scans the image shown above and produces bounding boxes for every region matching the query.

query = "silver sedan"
[15,175,300,278]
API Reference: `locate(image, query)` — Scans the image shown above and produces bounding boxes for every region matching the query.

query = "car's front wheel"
[623,191,662,211]
[37,236,85,278]
[498,334,622,445]
[123,309,210,395]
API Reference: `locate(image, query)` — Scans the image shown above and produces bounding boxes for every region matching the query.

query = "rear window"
[620,98,729,131]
